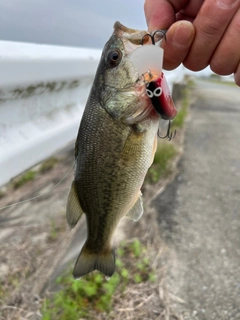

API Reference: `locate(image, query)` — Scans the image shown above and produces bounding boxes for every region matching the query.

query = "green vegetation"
[208,77,236,86]
[39,157,58,174]
[172,101,187,129]
[13,170,36,189]
[186,78,195,89]
[172,88,189,129]
[41,240,155,320]
[10,156,59,190]
[47,217,65,243]
[0,272,21,305]
[146,142,177,184]
[47,220,58,243]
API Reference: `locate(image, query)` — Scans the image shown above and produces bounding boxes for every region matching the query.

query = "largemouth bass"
[66,22,161,278]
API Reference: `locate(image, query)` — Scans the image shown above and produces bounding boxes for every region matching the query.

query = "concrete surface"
[152,79,240,319]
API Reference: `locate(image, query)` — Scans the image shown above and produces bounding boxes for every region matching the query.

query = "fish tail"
[73,244,115,278]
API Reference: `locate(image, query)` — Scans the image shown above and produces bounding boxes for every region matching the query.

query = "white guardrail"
[0,40,184,187]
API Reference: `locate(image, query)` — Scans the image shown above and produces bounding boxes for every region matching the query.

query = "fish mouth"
[113,21,147,45]
[113,21,151,54]
[113,22,164,83]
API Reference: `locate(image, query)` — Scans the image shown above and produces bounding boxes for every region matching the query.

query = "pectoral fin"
[125,193,143,221]
[66,181,84,228]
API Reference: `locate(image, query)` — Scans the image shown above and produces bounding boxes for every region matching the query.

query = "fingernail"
[216,0,238,9]
[171,23,194,48]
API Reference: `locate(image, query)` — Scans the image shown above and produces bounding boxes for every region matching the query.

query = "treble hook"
[141,29,167,46]
[152,29,167,44]
[158,121,176,141]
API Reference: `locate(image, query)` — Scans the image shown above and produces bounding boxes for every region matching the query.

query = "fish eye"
[105,49,122,68]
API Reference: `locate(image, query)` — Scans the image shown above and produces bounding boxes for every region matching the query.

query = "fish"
[66,21,162,278]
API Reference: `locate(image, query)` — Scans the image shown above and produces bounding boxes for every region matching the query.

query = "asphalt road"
[152,79,240,320]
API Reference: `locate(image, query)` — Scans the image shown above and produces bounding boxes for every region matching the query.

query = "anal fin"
[125,192,143,221]
[66,181,84,228]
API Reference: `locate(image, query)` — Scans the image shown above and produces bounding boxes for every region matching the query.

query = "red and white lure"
[146,72,177,120]
[130,30,177,140]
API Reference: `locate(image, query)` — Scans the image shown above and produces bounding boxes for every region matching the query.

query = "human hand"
[144,0,240,86]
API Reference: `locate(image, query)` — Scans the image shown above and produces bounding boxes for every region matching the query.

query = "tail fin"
[73,244,115,279]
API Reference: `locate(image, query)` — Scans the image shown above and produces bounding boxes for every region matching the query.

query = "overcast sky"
[0,0,146,48]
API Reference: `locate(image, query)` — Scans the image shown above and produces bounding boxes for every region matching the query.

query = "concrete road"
[152,80,240,320]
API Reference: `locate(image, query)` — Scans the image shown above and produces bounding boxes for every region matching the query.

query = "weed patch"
[13,170,36,189]
[41,240,155,320]
[40,157,58,174]
[172,90,188,129]
[47,217,66,243]
[146,142,177,184]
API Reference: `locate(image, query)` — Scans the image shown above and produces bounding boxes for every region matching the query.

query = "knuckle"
[197,20,223,39]
[210,49,240,76]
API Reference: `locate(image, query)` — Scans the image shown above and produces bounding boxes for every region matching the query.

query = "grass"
[13,170,36,189]
[39,157,58,174]
[47,220,58,243]
[172,87,189,130]
[41,240,155,320]
[146,142,177,184]
[0,272,21,306]
[47,216,66,243]
[172,102,187,129]
[10,157,58,190]
[208,78,236,86]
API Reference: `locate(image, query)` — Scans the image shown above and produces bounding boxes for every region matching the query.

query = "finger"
[210,9,240,76]
[177,0,204,21]
[176,0,204,22]
[184,0,240,71]
[161,21,195,70]
[144,0,189,31]
[234,63,240,86]
[144,0,175,30]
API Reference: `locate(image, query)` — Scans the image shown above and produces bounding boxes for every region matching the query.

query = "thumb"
[144,0,176,31]
[162,21,195,70]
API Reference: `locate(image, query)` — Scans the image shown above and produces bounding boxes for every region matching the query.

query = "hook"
[141,33,154,45]
[152,29,167,44]
[141,29,167,46]
[158,121,176,141]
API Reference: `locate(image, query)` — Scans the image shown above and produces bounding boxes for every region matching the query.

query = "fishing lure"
[129,29,177,140]
[141,31,177,140]
[146,72,177,121]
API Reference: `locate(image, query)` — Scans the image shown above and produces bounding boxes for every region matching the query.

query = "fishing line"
[0,161,74,211]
